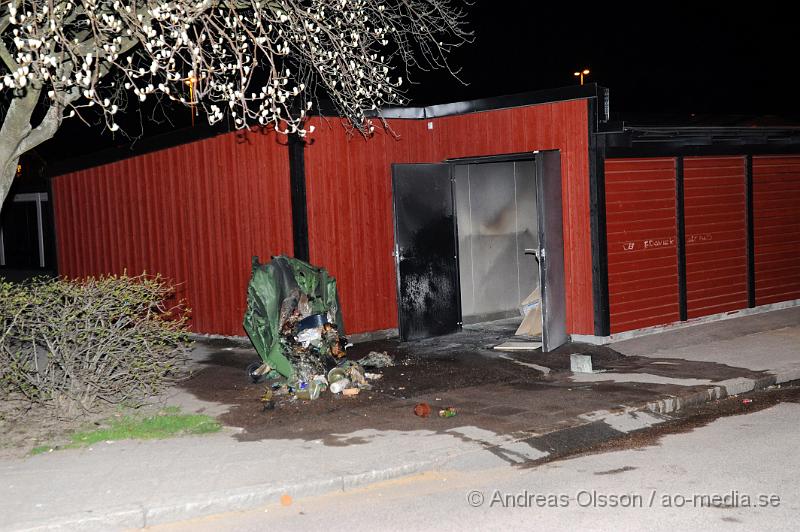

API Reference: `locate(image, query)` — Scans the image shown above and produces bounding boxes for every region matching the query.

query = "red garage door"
[753,155,800,305]
[605,158,680,333]
[683,156,748,318]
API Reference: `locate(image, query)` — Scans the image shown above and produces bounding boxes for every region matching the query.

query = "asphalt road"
[147,401,800,531]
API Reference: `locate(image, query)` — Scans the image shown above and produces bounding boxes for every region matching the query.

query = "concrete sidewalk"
[1,307,798,531]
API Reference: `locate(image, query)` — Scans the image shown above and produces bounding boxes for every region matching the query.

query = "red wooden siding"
[305,99,593,335]
[303,118,435,334]
[605,158,680,333]
[54,99,593,337]
[683,156,748,318]
[752,155,800,305]
[53,130,294,335]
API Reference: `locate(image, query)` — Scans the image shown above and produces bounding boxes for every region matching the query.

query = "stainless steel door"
[536,151,568,351]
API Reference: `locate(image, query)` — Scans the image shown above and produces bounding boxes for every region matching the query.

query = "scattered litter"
[295,327,322,347]
[342,388,360,397]
[243,256,370,404]
[253,363,273,377]
[438,407,457,418]
[343,361,368,386]
[364,372,383,381]
[515,287,542,337]
[570,354,593,373]
[330,379,351,394]
[328,367,347,384]
[261,386,276,410]
[742,398,753,405]
[493,341,542,351]
[359,351,395,368]
[414,403,432,418]
[244,256,347,383]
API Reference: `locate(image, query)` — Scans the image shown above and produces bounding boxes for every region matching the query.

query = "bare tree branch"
[0,35,17,71]
[0,0,471,207]
[15,88,79,157]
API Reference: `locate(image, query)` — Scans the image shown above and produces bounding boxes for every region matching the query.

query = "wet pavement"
[180,318,770,444]
[4,310,797,531]
[542,383,800,464]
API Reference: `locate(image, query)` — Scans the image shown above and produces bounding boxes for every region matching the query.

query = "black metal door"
[392,163,461,341]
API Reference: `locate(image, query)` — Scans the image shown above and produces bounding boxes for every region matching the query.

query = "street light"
[184,75,198,126]
[573,68,590,85]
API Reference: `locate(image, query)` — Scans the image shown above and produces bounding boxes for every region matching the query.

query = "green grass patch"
[31,407,221,454]
[31,445,54,455]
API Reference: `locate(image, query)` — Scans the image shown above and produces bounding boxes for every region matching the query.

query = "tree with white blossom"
[0,0,470,207]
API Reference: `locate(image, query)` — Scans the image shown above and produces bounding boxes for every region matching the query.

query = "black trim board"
[288,134,309,262]
[745,155,756,308]
[588,98,610,336]
[373,84,604,120]
[605,144,800,159]
[675,157,688,322]
[445,152,537,165]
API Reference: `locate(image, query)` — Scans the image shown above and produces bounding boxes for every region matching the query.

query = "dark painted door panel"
[392,164,461,341]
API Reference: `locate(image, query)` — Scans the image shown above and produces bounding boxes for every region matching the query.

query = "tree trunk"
[0,87,66,211]
[0,145,21,209]
[0,87,41,209]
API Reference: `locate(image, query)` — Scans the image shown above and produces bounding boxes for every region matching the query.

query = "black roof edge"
[50,84,606,177]
[376,83,605,119]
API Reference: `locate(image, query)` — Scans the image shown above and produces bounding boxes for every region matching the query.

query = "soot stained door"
[392,164,461,341]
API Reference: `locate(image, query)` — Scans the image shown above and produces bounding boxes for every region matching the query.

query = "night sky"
[413,3,797,115]
[44,3,798,161]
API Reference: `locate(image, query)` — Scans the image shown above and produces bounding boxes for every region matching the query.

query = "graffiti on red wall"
[620,233,712,252]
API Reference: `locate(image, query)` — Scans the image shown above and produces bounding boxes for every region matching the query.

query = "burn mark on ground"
[178,326,790,453]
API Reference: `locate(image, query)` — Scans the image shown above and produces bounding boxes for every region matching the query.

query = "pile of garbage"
[243,255,393,405]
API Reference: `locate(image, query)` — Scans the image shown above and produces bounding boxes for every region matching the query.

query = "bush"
[0,274,191,417]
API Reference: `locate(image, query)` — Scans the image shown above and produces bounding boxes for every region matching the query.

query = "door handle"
[524,248,542,264]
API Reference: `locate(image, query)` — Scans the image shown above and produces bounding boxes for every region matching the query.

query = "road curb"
[644,374,778,415]
[12,461,439,531]
[495,372,794,468]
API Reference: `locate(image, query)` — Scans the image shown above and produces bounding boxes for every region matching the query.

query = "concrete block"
[570,354,593,373]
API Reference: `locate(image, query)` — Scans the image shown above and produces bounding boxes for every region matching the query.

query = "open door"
[392,163,461,341]
[536,151,568,351]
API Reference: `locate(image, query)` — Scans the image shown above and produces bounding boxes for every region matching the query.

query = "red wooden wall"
[753,155,800,305]
[303,119,436,334]
[605,158,680,333]
[684,156,748,318]
[305,99,594,335]
[53,99,593,337]
[52,130,293,335]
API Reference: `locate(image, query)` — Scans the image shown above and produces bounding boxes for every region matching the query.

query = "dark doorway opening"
[392,151,567,351]
[0,192,57,281]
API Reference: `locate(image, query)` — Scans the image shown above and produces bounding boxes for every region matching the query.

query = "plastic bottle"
[330,378,351,394]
